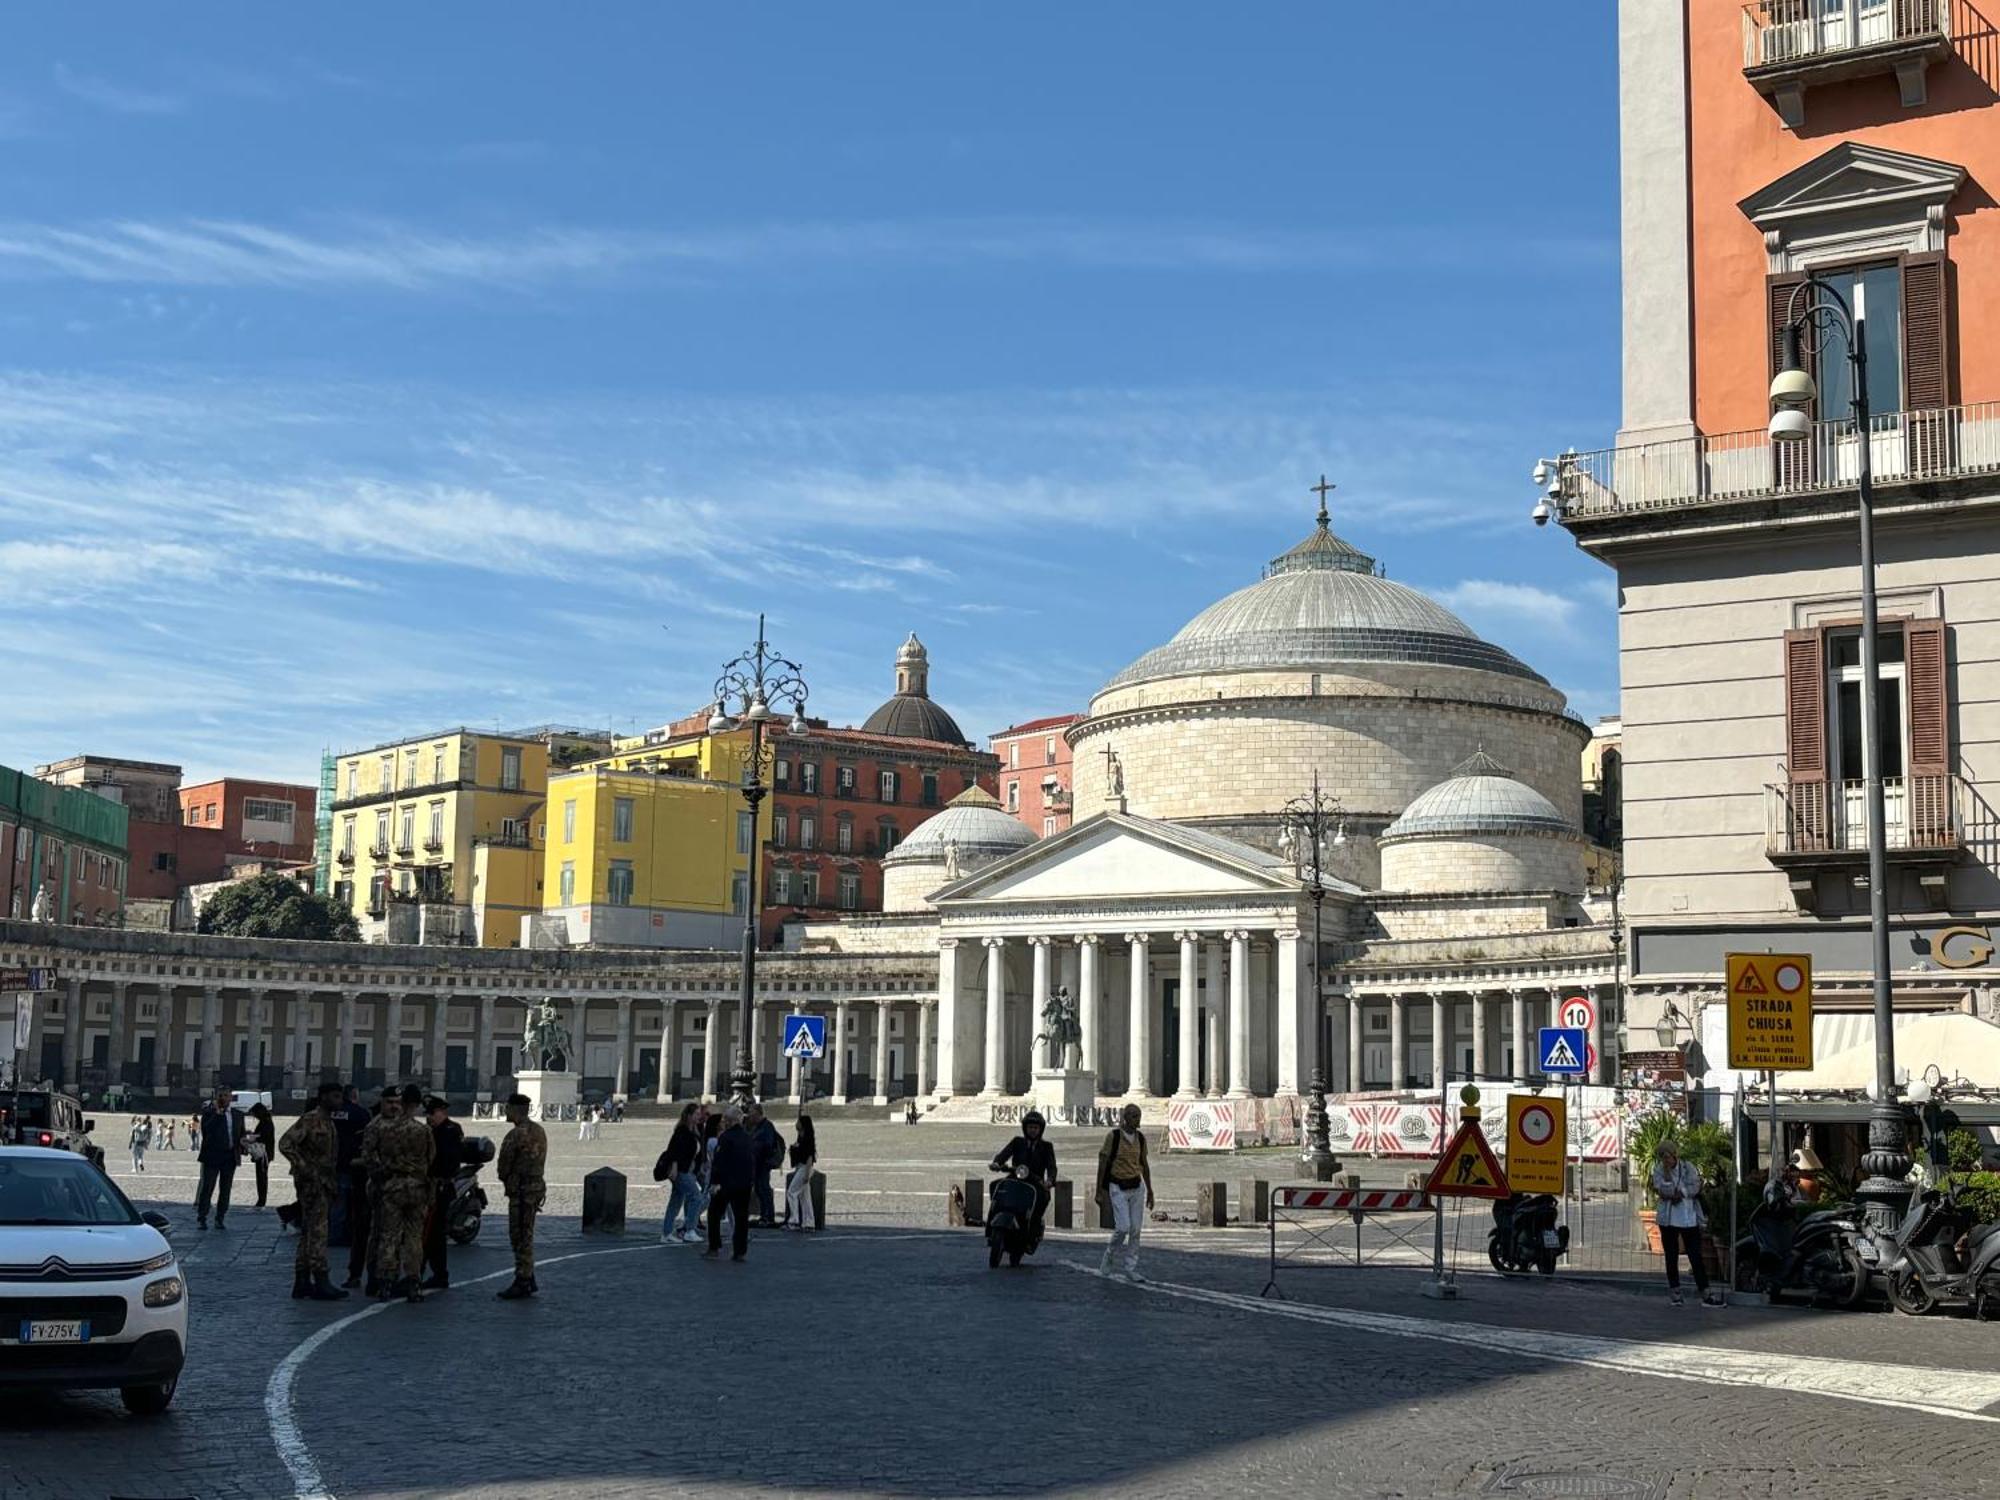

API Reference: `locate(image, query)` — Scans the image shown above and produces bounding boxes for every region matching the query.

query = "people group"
[654,1101,813,1261]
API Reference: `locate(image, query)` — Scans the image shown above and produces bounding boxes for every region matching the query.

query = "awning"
[1776,1012,2000,1091]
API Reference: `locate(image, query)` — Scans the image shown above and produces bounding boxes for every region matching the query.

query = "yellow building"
[533,724,768,950]
[328,725,610,946]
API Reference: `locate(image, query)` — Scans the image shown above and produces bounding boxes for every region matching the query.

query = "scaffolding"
[313,750,335,896]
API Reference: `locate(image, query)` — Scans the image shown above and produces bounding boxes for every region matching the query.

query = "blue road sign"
[1538,1026,1588,1077]
[782,1013,827,1060]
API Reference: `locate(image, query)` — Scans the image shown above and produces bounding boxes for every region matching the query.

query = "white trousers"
[786,1161,816,1229]
[1104,1182,1145,1273]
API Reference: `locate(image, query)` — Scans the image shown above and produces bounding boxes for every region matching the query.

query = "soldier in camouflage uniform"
[496,1092,548,1300]
[279,1082,351,1302]
[372,1084,436,1303]
[355,1087,401,1296]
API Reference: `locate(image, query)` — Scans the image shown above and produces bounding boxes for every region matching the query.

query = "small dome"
[860,695,968,745]
[1104,503,1544,691]
[885,785,1037,864]
[898,632,928,662]
[1380,750,1576,842]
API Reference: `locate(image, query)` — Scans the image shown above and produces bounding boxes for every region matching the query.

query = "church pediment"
[1739,142,1964,228]
[933,812,1304,908]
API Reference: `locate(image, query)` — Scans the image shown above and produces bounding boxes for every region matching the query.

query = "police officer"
[334,1085,374,1289]
[496,1092,547,1301]
[355,1087,400,1296]
[420,1094,464,1292]
[279,1082,350,1301]
[372,1084,435,1303]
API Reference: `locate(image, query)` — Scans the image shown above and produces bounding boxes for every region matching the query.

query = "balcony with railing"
[1743,0,1952,125]
[1766,773,1968,906]
[1551,403,2000,535]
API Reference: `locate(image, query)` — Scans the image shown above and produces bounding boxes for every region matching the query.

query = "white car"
[0,1146,186,1414]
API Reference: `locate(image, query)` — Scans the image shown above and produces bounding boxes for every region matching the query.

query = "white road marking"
[264,1242,662,1500]
[1064,1264,2000,1425]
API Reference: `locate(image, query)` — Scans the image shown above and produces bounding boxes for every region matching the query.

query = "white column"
[918,1000,935,1097]
[1029,937,1053,1069]
[1203,939,1225,1097]
[1347,995,1363,1093]
[1390,994,1407,1090]
[1512,990,1529,1082]
[788,1001,805,1102]
[613,999,633,1098]
[199,985,220,1092]
[980,938,1006,1097]
[385,993,405,1082]
[750,999,768,1092]
[873,997,892,1103]
[64,978,84,1088]
[476,996,495,1095]
[1175,931,1199,1099]
[1077,935,1101,1075]
[244,988,268,1088]
[337,990,356,1085]
[1430,993,1448,1085]
[1228,930,1251,1097]
[1276,930,1304,1095]
[286,990,307,1093]
[1589,984,1609,1085]
[1126,933,1150,1095]
[705,1000,723,1100]
[1472,992,1490,1081]
[656,1003,676,1103]
[834,1000,852,1102]
[152,987,174,1090]
[936,939,961,1098]
[108,981,129,1092]
[429,994,449,1090]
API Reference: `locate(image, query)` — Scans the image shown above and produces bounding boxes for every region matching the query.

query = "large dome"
[1105,507,1544,690]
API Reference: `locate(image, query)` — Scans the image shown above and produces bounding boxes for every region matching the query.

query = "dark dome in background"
[859,633,970,746]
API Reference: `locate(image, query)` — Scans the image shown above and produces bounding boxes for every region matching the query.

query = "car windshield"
[0,1155,137,1226]
[0,1094,52,1130]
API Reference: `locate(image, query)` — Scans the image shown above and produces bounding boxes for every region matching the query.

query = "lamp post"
[1769,274,1910,1228]
[1279,770,1345,1181]
[709,614,811,1108]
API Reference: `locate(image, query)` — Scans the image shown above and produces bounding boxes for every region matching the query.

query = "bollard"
[1195,1181,1227,1228]
[1238,1178,1270,1225]
[809,1170,828,1228]
[581,1167,627,1234]
[1052,1179,1074,1228]
[955,1176,985,1227]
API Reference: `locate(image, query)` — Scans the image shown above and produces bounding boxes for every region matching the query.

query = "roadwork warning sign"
[1725,952,1814,1071]
[1425,1120,1510,1200]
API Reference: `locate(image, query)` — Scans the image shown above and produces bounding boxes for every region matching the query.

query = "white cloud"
[52,64,184,116]
[1435,579,1583,628]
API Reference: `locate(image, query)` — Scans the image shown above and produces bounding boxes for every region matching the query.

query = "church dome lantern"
[861,631,971,746]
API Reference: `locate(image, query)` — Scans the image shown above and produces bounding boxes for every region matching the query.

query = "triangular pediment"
[934,812,1306,907]
[1740,142,1964,227]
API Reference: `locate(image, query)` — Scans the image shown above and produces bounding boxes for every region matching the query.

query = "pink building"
[990,714,1079,837]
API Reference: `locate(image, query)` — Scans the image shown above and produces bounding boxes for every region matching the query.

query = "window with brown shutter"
[1905,618,1952,845]
[1782,628,1828,850]
[1900,251,1950,410]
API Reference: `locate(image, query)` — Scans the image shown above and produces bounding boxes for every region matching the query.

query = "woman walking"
[161,1118,176,1151]
[785,1115,818,1231]
[657,1103,707,1244]
[1651,1140,1722,1306]
[129,1115,153,1173]
[247,1103,277,1208]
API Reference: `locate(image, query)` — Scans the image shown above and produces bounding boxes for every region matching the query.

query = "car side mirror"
[140,1211,172,1237]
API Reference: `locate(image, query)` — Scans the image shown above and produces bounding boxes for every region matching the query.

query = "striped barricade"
[1260,1184,1439,1299]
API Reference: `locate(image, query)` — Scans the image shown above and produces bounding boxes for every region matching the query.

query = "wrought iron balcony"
[335,849,356,866]
[367,842,390,858]
[1766,773,1967,861]
[1551,403,2000,530]
[1743,0,1951,125]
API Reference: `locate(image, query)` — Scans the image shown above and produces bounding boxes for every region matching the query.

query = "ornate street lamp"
[1769,276,1910,1229]
[1279,769,1346,1181]
[710,614,810,1107]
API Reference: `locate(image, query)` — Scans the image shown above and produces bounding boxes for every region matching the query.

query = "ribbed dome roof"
[884,785,1037,863]
[860,694,968,745]
[1105,502,1543,690]
[1379,750,1576,841]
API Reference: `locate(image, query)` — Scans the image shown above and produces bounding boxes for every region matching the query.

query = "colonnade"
[1338,983,1615,1089]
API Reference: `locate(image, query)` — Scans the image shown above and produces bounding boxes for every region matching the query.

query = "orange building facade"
[991,714,1079,837]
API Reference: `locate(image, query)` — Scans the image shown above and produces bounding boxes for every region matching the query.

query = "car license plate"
[1542,1230,1562,1249]
[19,1320,90,1343]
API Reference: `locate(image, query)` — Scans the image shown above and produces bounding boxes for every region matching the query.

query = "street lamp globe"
[1768,406,1813,444]
[787,703,810,736]
[744,693,771,724]
[708,702,737,735]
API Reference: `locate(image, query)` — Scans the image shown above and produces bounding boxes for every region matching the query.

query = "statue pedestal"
[516,1070,578,1117]
[1033,1068,1097,1115]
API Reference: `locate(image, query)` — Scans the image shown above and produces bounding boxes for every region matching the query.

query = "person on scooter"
[989,1111,1058,1249]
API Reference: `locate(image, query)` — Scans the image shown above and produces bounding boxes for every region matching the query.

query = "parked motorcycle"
[1869,1183,2000,1318]
[1733,1191,1869,1306]
[446,1134,496,1246]
[1488,1193,1569,1277]
[986,1167,1039,1269]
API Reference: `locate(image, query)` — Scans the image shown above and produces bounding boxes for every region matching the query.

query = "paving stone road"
[7,1112,2000,1500]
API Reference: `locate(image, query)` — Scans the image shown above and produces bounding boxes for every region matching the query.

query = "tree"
[197,873,359,942]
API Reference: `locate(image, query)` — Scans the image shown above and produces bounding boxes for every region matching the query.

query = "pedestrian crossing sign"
[1538,1026,1588,1077]
[782,1014,826,1060]
[1424,1120,1510,1200]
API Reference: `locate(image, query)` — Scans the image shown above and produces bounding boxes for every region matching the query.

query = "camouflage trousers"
[507,1189,544,1280]
[293,1183,334,1277]
[374,1177,430,1284]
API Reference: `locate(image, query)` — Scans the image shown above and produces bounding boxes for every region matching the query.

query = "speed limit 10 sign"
[1559,995,1596,1033]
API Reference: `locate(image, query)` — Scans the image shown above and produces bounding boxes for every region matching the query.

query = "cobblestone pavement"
[6,1114,1999,1499]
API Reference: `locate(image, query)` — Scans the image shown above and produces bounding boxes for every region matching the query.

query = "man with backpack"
[1095,1103,1155,1282]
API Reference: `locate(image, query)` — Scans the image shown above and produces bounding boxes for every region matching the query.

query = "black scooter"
[1488,1193,1569,1276]
[1871,1183,2000,1318]
[1733,1192,1869,1306]
[446,1135,496,1246]
[986,1169,1041,1269]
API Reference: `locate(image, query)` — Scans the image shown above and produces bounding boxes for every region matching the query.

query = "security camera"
[1531,460,1550,487]
[1545,480,1563,503]
[1531,499,1552,527]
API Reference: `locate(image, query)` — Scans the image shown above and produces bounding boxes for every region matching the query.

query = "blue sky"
[0,5,1621,785]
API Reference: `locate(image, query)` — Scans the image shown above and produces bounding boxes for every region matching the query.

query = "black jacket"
[429,1120,465,1182]
[991,1135,1058,1185]
[710,1126,758,1193]
[658,1123,703,1181]
[749,1118,784,1174]
[331,1102,371,1173]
